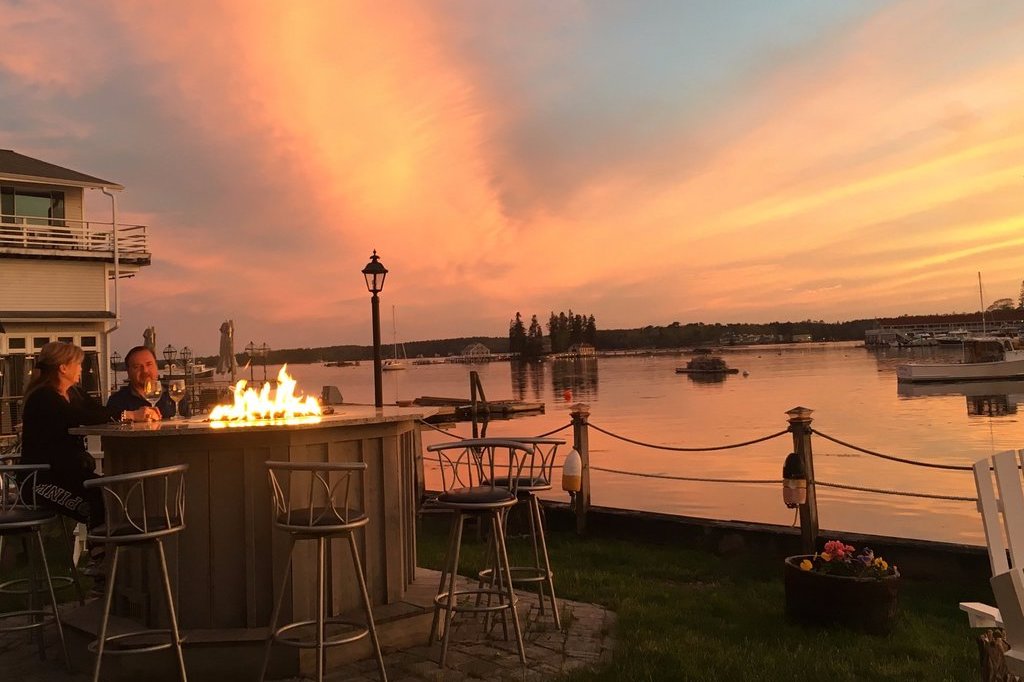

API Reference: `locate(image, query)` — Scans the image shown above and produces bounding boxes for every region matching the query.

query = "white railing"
[0,214,148,258]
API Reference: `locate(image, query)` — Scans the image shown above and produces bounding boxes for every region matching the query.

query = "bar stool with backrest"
[476,437,564,630]
[83,463,189,682]
[0,453,86,606]
[0,462,71,670]
[260,461,386,682]
[425,438,534,668]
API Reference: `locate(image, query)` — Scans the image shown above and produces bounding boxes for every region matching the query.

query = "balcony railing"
[0,213,149,261]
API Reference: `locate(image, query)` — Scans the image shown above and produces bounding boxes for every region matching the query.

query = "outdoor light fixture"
[110,350,122,389]
[361,250,388,408]
[163,344,178,379]
[181,346,193,365]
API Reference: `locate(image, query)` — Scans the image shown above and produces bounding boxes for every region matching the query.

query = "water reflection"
[549,357,599,402]
[897,379,1024,418]
[509,360,546,401]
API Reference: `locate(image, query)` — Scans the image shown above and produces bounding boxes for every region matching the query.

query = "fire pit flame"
[209,365,321,426]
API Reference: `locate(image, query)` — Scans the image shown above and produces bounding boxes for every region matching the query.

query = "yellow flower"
[799,559,813,572]
[820,552,832,562]
[873,558,888,571]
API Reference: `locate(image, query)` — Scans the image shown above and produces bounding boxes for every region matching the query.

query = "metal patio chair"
[425,438,534,668]
[0,463,72,670]
[476,437,564,630]
[84,463,189,682]
[259,461,386,682]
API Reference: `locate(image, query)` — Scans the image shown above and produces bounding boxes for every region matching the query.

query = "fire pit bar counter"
[70,406,434,675]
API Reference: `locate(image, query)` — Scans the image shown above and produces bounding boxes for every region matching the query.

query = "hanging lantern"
[562,448,582,493]
[782,452,806,508]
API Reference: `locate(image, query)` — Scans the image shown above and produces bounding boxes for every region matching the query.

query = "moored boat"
[675,355,739,375]
[896,337,1024,382]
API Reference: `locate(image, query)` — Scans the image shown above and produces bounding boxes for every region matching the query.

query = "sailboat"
[382,306,407,371]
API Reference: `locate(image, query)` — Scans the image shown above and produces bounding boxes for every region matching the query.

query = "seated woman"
[20,341,158,529]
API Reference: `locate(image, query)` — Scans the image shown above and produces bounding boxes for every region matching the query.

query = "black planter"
[784,555,899,635]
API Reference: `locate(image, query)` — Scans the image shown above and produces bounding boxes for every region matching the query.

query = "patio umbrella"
[143,326,156,353]
[216,319,238,381]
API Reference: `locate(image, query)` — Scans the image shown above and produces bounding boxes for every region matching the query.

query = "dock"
[413,395,545,422]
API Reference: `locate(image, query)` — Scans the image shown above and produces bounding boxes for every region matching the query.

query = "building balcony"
[0,214,150,266]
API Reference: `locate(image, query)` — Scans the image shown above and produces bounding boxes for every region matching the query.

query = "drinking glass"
[142,379,164,416]
[168,380,186,420]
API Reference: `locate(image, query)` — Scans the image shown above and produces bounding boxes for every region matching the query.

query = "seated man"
[107,345,191,419]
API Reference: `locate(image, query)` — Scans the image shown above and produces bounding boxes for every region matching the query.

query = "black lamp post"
[245,341,256,382]
[163,344,177,378]
[181,346,194,405]
[362,250,388,408]
[110,350,122,390]
[259,342,270,382]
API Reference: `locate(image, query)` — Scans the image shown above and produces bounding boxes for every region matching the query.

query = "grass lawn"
[417,513,991,682]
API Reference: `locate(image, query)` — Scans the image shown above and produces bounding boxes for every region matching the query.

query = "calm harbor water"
[275,342,1022,546]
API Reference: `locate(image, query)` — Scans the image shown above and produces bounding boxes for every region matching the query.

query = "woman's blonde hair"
[24,341,85,398]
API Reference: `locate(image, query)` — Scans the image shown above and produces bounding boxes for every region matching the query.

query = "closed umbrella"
[217,320,238,381]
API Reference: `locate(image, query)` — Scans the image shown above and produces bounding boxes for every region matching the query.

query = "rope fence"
[588,422,789,451]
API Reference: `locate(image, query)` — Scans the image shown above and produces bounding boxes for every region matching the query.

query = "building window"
[6,337,26,351]
[57,336,73,343]
[1,186,66,226]
[33,336,49,349]
[81,336,97,348]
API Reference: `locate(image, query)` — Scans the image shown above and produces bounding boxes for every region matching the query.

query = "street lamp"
[259,342,270,382]
[362,250,388,408]
[163,344,178,378]
[110,350,122,390]
[181,346,194,406]
[245,340,256,382]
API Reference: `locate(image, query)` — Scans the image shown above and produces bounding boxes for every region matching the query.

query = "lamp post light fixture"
[259,342,270,383]
[163,344,178,377]
[181,346,195,406]
[110,350,122,390]
[245,341,256,382]
[361,250,388,408]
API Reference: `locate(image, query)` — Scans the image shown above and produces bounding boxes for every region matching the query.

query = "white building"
[0,150,149,433]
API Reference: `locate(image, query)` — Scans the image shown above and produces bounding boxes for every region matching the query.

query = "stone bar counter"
[69,405,435,678]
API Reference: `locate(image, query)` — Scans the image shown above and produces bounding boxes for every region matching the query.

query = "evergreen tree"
[585,315,597,344]
[509,312,527,355]
[525,315,545,357]
[1018,280,1024,310]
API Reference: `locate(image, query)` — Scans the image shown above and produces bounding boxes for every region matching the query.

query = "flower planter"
[784,555,899,635]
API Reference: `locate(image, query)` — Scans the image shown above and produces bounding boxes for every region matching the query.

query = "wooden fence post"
[786,406,818,554]
[570,403,591,534]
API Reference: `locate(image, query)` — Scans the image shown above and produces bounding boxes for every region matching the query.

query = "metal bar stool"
[477,437,563,630]
[0,453,86,608]
[0,463,71,670]
[259,461,386,682]
[425,438,534,668]
[84,463,189,682]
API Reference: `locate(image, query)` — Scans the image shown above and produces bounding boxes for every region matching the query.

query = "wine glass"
[142,379,164,418]
[168,380,186,420]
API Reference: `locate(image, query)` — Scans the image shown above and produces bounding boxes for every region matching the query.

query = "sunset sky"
[2,1,1023,353]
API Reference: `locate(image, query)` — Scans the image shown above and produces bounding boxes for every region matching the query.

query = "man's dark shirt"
[107,386,190,419]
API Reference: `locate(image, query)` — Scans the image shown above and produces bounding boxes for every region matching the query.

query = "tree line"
[508,310,598,358]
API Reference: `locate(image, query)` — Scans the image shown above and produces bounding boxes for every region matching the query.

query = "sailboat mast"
[979,272,986,334]
[392,305,398,359]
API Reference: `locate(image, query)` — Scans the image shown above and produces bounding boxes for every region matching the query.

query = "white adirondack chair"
[961,449,1024,674]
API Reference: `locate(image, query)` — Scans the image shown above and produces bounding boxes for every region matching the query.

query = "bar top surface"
[70,404,436,438]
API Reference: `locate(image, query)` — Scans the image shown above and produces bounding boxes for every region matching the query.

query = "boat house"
[0,150,149,433]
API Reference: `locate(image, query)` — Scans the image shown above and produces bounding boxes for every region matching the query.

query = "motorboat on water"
[896,337,1024,382]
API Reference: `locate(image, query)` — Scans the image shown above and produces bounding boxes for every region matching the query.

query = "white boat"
[896,337,1024,382]
[382,306,407,371]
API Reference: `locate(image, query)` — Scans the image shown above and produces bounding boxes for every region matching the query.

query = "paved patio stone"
[0,585,615,681]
